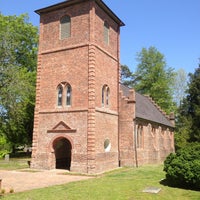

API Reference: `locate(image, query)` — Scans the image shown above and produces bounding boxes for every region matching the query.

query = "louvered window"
[60,15,71,39]
[102,85,110,107]
[104,21,109,44]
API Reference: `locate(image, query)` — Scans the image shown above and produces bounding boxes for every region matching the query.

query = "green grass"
[1,165,199,200]
[0,158,30,170]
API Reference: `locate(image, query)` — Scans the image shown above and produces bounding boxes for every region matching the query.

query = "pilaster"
[87,2,96,173]
[31,54,42,166]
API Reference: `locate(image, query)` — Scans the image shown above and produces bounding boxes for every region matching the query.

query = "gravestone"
[4,154,9,162]
[143,187,161,194]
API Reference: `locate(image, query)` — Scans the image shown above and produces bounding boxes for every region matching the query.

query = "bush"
[0,136,11,158]
[164,143,200,190]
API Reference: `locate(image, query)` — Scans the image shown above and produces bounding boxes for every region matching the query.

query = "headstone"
[4,154,9,162]
[143,187,161,194]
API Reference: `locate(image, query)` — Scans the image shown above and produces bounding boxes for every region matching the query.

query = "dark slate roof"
[135,92,174,127]
[120,84,174,128]
[35,0,125,26]
[120,84,130,97]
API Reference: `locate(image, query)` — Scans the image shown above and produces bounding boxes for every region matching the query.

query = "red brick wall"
[118,90,136,166]
[94,3,119,58]
[31,0,174,173]
[32,0,121,174]
[118,87,175,167]
[39,47,89,110]
[95,111,119,172]
[39,2,90,53]
[135,121,175,165]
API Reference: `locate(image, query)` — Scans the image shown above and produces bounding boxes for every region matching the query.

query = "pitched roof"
[120,84,174,128]
[35,0,125,26]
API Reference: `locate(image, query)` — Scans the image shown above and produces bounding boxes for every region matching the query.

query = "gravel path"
[0,169,93,193]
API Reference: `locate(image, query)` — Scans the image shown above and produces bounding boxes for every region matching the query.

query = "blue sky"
[1,0,200,74]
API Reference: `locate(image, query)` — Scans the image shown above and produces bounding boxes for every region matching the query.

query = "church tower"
[31,0,124,173]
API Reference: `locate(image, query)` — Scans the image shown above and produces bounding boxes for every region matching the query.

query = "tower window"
[60,15,71,39]
[104,21,109,44]
[106,87,110,106]
[57,85,63,106]
[102,87,105,106]
[66,84,72,106]
[57,82,72,107]
[102,85,110,107]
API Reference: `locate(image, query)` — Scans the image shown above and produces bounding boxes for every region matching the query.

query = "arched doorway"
[53,137,72,170]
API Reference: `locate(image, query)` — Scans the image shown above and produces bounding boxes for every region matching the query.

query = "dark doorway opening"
[53,138,72,170]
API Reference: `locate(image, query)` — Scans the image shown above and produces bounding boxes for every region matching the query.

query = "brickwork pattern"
[32,0,174,174]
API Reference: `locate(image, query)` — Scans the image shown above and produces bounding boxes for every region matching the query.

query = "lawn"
[1,165,199,200]
[0,158,30,170]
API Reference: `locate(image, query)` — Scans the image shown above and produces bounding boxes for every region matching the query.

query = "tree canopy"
[186,65,200,142]
[175,63,200,149]
[121,46,176,114]
[173,68,187,106]
[0,14,38,152]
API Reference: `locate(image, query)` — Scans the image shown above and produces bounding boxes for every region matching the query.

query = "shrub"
[164,143,200,190]
[0,136,10,158]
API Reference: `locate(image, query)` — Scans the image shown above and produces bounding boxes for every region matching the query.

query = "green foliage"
[175,64,200,145]
[121,47,176,114]
[173,68,187,106]
[0,135,10,158]
[121,65,138,87]
[134,46,176,114]
[187,65,200,142]
[0,14,38,149]
[164,143,200,190]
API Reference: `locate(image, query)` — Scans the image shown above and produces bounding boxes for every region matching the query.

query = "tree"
[173,68,187,106]
[186,65,200,142]
[175,63,200,148]
[0,14,38,151]
[120,65,135,87]
[175,98,192,150]
[134,46,176,114]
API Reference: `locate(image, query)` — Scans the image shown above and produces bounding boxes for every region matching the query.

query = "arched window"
[102,86,105,106]
[104,21,109,44]
[60,15,71,39]
[137,125,143,148]
[57,82,72,107]
[57,85,63,106]
[106,87,110,106]
[102,85,110,107]
[66,84,72,106]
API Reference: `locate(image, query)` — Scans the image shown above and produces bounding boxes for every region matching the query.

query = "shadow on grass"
[160,178,200,192]
[10,151,31,158]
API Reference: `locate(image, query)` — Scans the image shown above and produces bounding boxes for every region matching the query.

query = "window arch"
[104,21,109,44]
[102,85,110,107]
[60,15,71,39]
[57,82,72,107]
[57,85,63,106]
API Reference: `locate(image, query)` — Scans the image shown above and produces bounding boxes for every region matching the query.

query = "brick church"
[31,0,175,174]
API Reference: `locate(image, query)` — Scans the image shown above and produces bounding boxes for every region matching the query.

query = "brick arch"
[49,135,74,153]
[50,135,73,170]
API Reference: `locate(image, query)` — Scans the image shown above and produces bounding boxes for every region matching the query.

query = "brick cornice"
[95,107,118,116]
[38,108,88,114]
[39,42,118,62]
